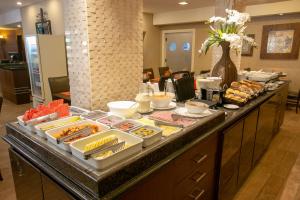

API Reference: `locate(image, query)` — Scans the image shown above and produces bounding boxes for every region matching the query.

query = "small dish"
[151,102,176,110]
[223,104,240,110]
[175,107,212,118]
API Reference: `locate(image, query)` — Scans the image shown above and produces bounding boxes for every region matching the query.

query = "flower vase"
[211,41,237,87]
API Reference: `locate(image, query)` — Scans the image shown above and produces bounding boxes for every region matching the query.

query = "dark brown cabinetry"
[219,120,243,200]
[238,109,258,186]
[9,149,44,200]
[9,149,73,200]
[122,132,219,200]
[253,97,277,165]
[0,67,30,104]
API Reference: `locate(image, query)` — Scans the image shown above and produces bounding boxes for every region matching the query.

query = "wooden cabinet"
[42,174,74,200]
[9,149,44,200]
[0,67,30,104]
[9,149,74,200]
[122,132,219,200]
[253,97,277,165]
[219,120,243,200]
[238,109,258,185]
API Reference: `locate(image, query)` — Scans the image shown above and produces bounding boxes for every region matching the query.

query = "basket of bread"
[224,80,264,106]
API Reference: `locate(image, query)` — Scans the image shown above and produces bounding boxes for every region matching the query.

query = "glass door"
[164,32,193,72]
[25,35,43,98]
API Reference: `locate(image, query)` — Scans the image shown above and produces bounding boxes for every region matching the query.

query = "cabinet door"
[238,109,258,185]
[120,162,175,200]
[41,174,74,200]
[253,98,277,165]
[9,149,44,200]
[219,120,243,200]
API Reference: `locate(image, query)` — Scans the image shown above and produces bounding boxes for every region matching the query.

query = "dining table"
[53,91,71,104]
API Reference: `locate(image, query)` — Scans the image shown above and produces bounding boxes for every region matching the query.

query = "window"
[183,42,191,51]
[168,42,177,52]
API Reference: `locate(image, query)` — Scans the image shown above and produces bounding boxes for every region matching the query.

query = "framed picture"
[260,23,300,59]
[242,34,255,56]
[35,20,52,35]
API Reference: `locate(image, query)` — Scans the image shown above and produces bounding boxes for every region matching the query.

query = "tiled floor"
[0,99,31,200]
[0,99,299,200]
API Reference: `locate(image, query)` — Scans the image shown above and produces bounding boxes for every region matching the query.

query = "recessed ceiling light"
[178,1,189,5]
[16,2,22,6]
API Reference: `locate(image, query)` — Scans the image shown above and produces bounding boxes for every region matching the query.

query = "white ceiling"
[0,0,44,15]
[143,0,291,13]
[143,0,214,13]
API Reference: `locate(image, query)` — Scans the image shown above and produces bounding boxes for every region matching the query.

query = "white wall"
[21,0,64,35]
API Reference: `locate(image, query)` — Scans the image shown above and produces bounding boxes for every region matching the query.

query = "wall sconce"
[0,35,4,39]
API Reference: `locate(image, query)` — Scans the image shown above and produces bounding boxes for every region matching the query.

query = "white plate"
[224,104,240,110]
[151,102,176,110]
[174,107,212,118]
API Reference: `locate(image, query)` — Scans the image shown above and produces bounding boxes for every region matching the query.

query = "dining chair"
[287,89,300,113]
[159,67,170,77]
[143,68,154,80]
[48,76,70,102]
[199,70,210,75]
[0,96,3,181]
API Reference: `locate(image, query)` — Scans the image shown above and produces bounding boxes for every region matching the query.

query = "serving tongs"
[56,127,92,144]
[84,139,125,160]
[24,112,58,126]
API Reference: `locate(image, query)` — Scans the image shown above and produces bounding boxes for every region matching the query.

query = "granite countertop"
[3,82,288,199]
[4,107,225,199]
[0,63,27,70]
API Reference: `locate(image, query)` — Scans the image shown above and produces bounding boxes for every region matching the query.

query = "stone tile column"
[63,0,143,110]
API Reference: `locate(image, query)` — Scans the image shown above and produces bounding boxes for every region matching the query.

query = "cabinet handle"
[189,189,205,200]
[191,172,207,183]
[193,154,207,164]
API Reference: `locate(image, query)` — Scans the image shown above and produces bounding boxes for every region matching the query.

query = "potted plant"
[199,9,256,87]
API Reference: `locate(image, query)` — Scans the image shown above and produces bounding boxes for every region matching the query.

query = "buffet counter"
[3,82,289,200]
[0,63,30,104]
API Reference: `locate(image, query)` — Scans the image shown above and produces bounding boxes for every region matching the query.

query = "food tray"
[70,129,143,170]
[129,125,162,147]
[70,106,90,116]
[80,110,108,121]
[17,113,59,133]
[35,116,83,138]
[111,119,143,132]
[45,120,109,152]
[96,115,124,127]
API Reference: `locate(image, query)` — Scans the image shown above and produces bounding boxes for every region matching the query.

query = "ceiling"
[143,0,291,13]
[0,0,44,15]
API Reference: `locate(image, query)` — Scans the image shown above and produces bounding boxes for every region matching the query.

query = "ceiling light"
[17,24,21,28]
[278,13,284,16]
[16,2,22,6]
[178,1,189,5]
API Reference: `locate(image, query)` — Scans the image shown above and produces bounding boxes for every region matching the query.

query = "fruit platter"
[129,125,162,147]
[45,120,109,152]
[70,130,143,169]
[17,99,70,132]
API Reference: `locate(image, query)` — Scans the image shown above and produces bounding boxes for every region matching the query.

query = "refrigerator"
[25,35,68,107]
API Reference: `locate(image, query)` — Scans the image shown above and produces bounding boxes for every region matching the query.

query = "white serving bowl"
[185,101,209,114]
[150,92,175,108]
[107,101,138,118]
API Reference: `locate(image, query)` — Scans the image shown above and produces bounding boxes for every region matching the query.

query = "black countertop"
[2,82,288,199]
[0,63,27,70]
